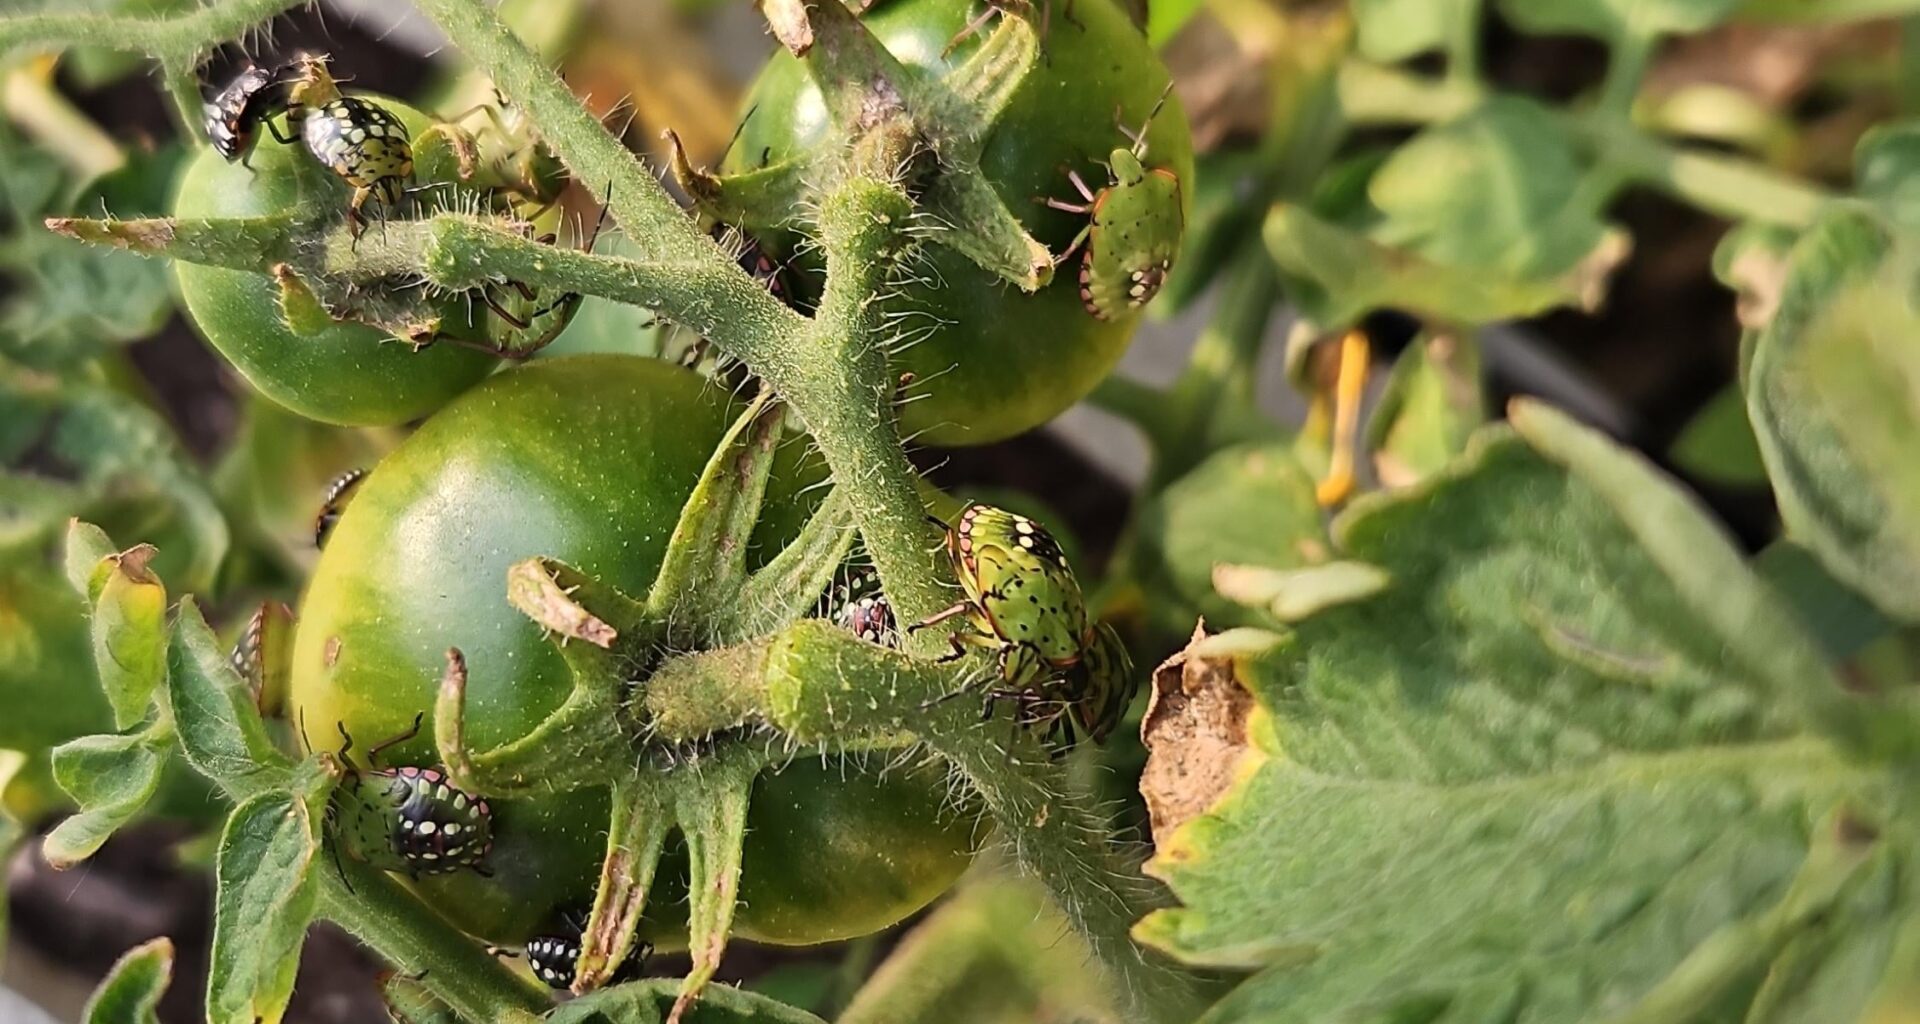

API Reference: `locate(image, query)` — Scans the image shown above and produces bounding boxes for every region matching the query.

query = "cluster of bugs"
[1046,84,1183,321]
[320,712,496,880]
[204,54,413,233]
[910,503,1135,752]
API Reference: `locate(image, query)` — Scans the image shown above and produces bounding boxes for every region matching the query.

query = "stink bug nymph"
[314,467,367,549]
[1045,84,1184,321]
[326,713,494,878]
[203,63,297,166]
[286,57,414,232]
[522,910,653,990]
[825,567,898,648]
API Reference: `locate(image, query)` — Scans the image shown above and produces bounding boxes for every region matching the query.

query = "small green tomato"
[1048,88,1185,321]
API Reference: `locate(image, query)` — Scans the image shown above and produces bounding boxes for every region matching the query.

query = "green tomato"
[727,0,1193,446]
[288,356,974,944]
[173,96,498,427]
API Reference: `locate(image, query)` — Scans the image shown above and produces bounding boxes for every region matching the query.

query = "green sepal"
[437,561,643,797]
[648,392,788,633]
[575,773,673,992]
[718,486,857,645]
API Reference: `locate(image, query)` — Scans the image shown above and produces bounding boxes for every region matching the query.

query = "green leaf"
[167,598,294,796]
[1668,384,1768,487]
[837,877,1122,1024]
[1754,541,1894,662]
[1854,121,1920,232]
[87,544,168,728]
[43,725,168,868]
[1146,0,1206,46]
[0,140,182,371]
[208,777,328,1024]
[1133,440,1327,633]
[1736,0,1920,22]
[549,978,828,1024]
[1353,0,1477,62]
[4,374,229,592]
[1369,97,1613,282]
[1366,331,1487,488]
[63,519,116,596]
[1265,204,1617,330]
[1135,408,1912,1023]
[1744,209,1920,621]
[82,936,174,1024]
[1495,0,1738,43]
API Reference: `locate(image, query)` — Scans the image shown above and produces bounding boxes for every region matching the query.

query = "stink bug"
[285,57,413,232]
[522,910,653,990]
[909,503,1136,751]
[825,567,898,648]
[203,63,297,166]
[326,713,494,878]
[314,467,368,549]
[1045,85,1183,321]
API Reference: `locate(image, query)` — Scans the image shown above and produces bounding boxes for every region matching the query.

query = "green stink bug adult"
[325,713,494,878]
[910,503,1135,750]
[1046,85,1184,321]
[285,56,413,232]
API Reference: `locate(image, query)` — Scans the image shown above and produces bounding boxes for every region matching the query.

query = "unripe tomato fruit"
[726,0,1193,446]
[173,96,499,427]
[287,356,975,944]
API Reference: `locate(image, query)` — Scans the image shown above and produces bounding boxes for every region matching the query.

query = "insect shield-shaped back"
[522,910,653,990]
[1048,86,1185,322]
[825,567,899,648]
[314,467,367,549]
[338,765,494,876]
[327,714,494,878]
[284,56,414,228]
[203,63,297,164]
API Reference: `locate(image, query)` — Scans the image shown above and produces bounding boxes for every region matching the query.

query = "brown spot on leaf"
[111,543,160,584]
[1140,623,1255,843]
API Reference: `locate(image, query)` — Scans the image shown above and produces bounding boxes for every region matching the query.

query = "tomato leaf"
[1668,384,1768,488]
[85,543,169,729]
[1369,97,1614,283]
[1265,204,1618,330]
[168,598,294,796]
[1494,0,1738,43]
[1744,209,1920,621]
[1132,440,1326,633]
[1135,406,1917,1022]
[43,724,168,868]
[550,978,828,1024]
[1352,0,1479,61]
[207,777,327,1024]
[82,936,175,1024]
[1366,332,1487,489]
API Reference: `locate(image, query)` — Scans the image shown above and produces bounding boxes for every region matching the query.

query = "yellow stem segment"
[1316,328,1372,507]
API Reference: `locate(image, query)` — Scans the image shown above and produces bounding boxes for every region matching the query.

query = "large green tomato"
[727,0,1193,446]
[287,356,974,944]
[173,96,498,427]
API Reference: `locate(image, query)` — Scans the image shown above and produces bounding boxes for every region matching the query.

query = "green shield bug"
[910,503,1136,751]
[323,712,494,879]
[1046,84,1184,321]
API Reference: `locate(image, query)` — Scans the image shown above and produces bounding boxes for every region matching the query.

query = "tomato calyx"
[671,0,1054,292]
